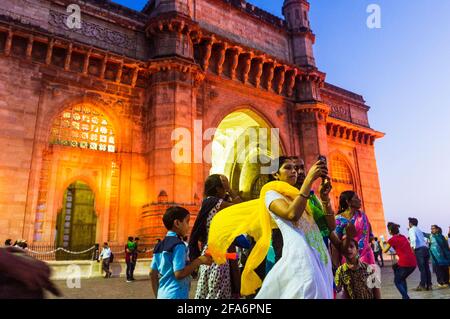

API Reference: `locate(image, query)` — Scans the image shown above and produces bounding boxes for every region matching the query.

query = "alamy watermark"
[66,4,82,30]
[367,4,382,29]
[66,264,81,289]
[366,264,382,289]
[171,121,281,174]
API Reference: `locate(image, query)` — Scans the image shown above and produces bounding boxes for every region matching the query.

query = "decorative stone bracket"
[147,57,205,87]
[190,28,326,99]
[295,101,330,123]
[145,12,199,37]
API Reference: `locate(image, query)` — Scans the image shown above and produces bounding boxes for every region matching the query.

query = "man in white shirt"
[372,237,384,267]
[98,242,112,278]
[408,218,432,291]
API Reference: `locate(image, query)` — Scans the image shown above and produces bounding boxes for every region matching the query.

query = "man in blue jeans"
[408,217,432,291]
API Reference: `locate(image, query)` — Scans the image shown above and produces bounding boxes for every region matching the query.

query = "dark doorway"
[55,181,97,260]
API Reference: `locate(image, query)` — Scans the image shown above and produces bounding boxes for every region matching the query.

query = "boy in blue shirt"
[150,206,212,299]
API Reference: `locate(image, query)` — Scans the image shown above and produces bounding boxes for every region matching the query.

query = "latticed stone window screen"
[331,155,353,185]
[50,105,116,153]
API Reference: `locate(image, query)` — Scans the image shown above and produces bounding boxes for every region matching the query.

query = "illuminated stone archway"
[33,103,120,243]
[210,110,282,200]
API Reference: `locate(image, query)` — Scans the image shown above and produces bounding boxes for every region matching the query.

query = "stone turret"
[282,0,316,67]
[144,0,193,18]
[144,0,196,60]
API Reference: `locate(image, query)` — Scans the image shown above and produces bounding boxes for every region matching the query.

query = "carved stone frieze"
[330,104,351,122]
[49,10,137,50]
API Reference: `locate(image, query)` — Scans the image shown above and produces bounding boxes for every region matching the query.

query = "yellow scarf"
[207,181,300,296]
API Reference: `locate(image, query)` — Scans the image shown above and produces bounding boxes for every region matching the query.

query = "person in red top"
[380,222,417,299]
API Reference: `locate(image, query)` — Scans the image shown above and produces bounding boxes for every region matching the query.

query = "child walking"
[150,206,212,299]
[335,238,381,299]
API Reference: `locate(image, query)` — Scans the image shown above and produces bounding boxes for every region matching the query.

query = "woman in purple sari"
[330,191,375,267]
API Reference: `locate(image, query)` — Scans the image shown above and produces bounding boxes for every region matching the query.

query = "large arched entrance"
[55,181,97,260]
[33,102,119,245]
[210,110,282,200]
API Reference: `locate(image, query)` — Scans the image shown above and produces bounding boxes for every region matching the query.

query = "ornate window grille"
[50,105,116,153]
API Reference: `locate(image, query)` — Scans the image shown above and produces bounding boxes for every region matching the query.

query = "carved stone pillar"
[286,69,297,97]
[216,43,228,75]
[358,132,363,143]
[230,47,241,80]
[82,49,91,75]
[346,128,352,140]
[254,57,264,88]
[202,37,214,71]
[4,29,13,57]
[45,39,54,65]
[26,35,34,60]
[242,52,253,84]
[265,61,275,91]
[64,43,73,71]
[131,67,139,87]
[332,125,339,137]
[100,54,108,79]
[276,66,286,94]
[116,61,124,83]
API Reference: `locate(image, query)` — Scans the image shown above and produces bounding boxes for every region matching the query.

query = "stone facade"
[0,0,386,247]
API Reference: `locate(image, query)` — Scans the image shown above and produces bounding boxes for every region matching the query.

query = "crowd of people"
[2,156,449,300]
[150,155,450,300]
[97,236,148,281]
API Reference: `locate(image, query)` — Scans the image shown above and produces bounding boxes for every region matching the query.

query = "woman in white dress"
[207,156,337,298]
[255,156,335,299]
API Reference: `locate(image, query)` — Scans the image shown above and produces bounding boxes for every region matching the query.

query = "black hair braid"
[188,175,224,260]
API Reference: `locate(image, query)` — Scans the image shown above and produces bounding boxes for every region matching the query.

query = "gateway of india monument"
[0,0,385,252]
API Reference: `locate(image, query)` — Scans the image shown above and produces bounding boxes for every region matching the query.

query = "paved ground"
[46,262,450,299]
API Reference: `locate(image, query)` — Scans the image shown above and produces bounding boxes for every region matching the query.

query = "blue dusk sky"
[112,0,450,235]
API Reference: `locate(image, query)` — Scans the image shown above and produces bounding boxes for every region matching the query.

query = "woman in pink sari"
[330,191,375,267]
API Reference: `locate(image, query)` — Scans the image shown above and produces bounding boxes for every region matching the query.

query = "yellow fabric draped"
[207,181,300,296]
